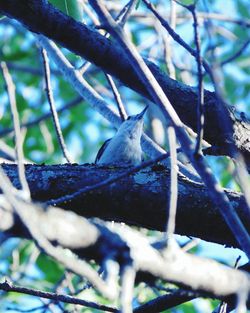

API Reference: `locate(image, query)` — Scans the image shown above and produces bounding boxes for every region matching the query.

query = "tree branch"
[0,0,249,164]
[2,163,249,248]
[1,200,250,305]
[0,280,117,312]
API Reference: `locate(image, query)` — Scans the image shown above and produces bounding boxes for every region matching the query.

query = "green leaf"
[177,0,195,6]
[36,253,64,283]
[17,241,35,265]
[49,0,82,21]
[236,0,250,19]
[135,0,141,10]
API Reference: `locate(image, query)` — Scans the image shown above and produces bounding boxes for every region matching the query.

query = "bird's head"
[117,106,148,140]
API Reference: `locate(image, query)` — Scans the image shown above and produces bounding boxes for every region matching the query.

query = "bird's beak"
[136,106,148,120]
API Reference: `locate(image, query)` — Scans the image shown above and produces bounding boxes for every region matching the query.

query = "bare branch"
[133,289,197,313]
[2,203,250,303]
[105,73,127,121]
[0,167,117,300]
[37,36,166,159]
[221,39,250,66]
[0,96,82,138]
[40,47,73,163]
[120,266,136,313]
[1,163,248,249]
[1,62,30,198]
[47,153,169,207]
[141,0,214,84]
[89,0,250,259]
[189,4,205,155]
[166,126,178,237]
[0,279,117,312]
[0,1,249,164]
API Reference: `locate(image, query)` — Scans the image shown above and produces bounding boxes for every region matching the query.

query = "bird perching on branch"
[95,106,148,165]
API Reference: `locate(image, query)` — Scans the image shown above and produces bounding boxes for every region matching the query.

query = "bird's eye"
[127,116,131,120]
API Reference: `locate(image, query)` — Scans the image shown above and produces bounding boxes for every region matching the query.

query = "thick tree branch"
[0,0,249,164]
[2,163,249,248]
[0,164,249,306]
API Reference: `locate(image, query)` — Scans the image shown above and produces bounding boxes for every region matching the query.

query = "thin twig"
[215,302,228,313]
[78,61,91,75]
[188,4,205,155]
[120,266,135,313]
[39,121,54,154]
[103,260,120,302]
[37,36,166,159]
[0,166,117,300]
[134,289,197,313]
[181,238,200,252]
[166,126,178,238]
[5,62,60,76]
[98,0,136,121]
[36,25,212,183]
[234,154,250,209]
[221,39,250,66]
[2,189,250,304]
[88,0,250,260]
[141,0,214,81]
[201,1,250,209]
[0,96,82,138]
[1,62,30,198]
[116,0,137,28]
[0,139,18,161]
[180,11,250,28]
[236,286,248,313]
[40,48,73,163]
[174,0,226,99]
[105,73,127,121]
[0,280,117,312]
[164,0,176,79]
[108,223,250,308]
[6,304,47,313]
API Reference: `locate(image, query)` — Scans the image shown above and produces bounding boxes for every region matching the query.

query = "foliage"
[49,0,83,21]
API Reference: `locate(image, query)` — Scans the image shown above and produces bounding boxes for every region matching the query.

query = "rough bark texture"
[2,164,249,248]
[0,0,249,165]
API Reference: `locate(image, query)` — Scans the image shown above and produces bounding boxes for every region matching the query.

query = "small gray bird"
[95,106,148,165]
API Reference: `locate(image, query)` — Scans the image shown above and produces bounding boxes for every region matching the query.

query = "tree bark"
[0,0,249,165]
[3,163,249,248]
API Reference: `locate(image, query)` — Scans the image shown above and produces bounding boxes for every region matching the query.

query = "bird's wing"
[95,138,112,164]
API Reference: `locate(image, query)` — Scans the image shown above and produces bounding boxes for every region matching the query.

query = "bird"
[95,106,148,165]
